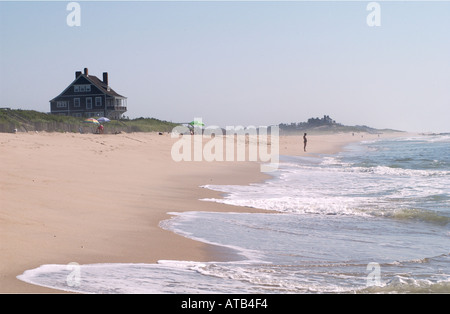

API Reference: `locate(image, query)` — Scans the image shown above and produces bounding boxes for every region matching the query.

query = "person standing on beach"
[303,133,307,152]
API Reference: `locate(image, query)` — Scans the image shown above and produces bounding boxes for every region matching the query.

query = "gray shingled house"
[50,68,127,119]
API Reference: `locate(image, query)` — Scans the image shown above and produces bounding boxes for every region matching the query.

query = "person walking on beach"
[303,133,307,152]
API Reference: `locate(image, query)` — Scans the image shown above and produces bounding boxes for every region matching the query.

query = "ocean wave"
[282,159,450,178]
[200,193,370,217]
[201,185,450,225]
[388,134,450,143]
[358,165,450,177]
[361,276,450,294]
[315,163,450,177]
[386,253,450,266]
[17,261,270,294]
[18,259,450,294]
[379,208,450,226]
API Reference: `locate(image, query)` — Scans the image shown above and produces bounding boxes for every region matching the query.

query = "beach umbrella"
[83,118,100,125]
[97,117,111,123]
[189,120,204,127]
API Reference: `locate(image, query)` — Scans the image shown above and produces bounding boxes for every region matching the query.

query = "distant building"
[49,68,127,119]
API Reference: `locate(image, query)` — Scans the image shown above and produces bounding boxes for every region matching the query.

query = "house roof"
[84,74,126,98]
[50,73,126,102]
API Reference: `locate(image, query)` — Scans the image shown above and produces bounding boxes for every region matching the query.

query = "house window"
[87,112,102,118]
[56,101,68,108]
[86,97,92,109]
[95,97,102,107]
[74,84,91,93]
[74,98,80,107]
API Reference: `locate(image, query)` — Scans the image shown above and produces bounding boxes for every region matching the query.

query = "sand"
[0,130,403,293]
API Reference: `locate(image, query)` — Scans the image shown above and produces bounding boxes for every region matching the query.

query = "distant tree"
[279,115,338,131]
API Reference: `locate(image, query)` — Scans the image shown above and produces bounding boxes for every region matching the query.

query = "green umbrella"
[189,120,204,127]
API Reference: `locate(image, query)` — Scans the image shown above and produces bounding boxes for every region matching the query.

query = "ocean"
[18,134,450,293]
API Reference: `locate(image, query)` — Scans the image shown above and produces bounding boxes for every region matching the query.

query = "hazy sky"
[1,1,449,132]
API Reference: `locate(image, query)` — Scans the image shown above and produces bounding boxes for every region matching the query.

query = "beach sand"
[0,131,402,293]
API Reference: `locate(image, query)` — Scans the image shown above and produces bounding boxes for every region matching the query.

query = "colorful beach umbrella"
[83,118,100,125]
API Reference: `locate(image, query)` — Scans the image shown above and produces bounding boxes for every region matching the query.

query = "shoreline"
[0,131,407,293]
[1,131,270,293]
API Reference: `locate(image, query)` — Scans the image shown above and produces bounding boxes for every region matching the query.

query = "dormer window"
[74,84,91,93]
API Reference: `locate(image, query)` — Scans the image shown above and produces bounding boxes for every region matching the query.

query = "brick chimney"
[75,71,82,79]
[84,68,89,76]
[103,72,108,86]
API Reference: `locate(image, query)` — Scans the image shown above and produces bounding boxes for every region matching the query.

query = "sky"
[0,1,449,132]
